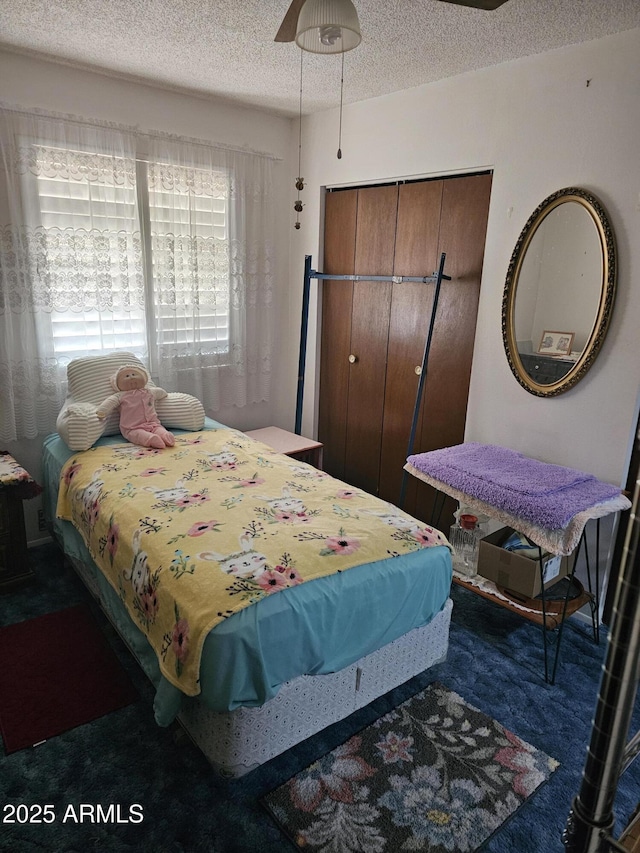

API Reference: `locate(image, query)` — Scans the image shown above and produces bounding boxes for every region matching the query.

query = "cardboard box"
[477,526,570,600]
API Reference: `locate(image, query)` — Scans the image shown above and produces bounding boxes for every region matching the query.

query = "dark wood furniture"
[0,484,34,592]
[518,352,574,384]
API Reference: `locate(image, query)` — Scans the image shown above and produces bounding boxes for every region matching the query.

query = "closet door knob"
[414,365,422,375]
[348,354,358,364]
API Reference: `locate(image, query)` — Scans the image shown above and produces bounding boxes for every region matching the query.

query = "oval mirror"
[502,187,617,397]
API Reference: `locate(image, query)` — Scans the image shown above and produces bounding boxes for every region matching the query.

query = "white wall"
[0,50,297,542]
[292,27,640,491]
[3,30,640,550]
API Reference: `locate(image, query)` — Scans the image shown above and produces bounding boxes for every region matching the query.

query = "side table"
[244,426,323,469]
[0,452,41,592]
[404,443,631,684]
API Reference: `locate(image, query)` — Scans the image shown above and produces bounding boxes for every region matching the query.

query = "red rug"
[0,604,138,754]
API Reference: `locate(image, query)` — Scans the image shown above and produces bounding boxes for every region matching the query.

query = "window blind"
[32,147,231,363]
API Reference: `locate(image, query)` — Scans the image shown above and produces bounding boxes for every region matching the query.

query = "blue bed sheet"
[42,422,452,724]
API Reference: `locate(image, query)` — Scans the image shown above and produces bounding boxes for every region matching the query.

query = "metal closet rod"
[309,272,452,283]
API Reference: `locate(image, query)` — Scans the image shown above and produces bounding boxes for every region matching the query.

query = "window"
[0,105,275,442]
[28,144,231,366]
[145,159,231,362]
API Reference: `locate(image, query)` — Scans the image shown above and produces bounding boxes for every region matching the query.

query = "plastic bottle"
[449,513,481,577]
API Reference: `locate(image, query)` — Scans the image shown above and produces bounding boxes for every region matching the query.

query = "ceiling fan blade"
[437,0,510,9]
[275,0,307,42]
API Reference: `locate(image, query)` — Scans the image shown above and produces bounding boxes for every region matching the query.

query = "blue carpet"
[1,541,639,852]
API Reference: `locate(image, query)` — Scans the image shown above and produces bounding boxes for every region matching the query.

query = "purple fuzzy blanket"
[407,443,621,530]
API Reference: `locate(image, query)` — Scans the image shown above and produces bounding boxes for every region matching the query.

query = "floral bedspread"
[57,428,449,696]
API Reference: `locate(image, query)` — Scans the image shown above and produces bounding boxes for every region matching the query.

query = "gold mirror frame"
[502,187,617,397]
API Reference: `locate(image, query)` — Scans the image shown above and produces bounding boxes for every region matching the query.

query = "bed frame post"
[563,473,640,852]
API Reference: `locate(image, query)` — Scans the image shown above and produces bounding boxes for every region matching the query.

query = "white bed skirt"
[178,598,453,777]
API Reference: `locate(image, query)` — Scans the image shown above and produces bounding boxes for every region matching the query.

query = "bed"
[42,357,453,777]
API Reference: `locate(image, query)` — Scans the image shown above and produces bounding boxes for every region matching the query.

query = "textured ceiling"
[1,0,639,117]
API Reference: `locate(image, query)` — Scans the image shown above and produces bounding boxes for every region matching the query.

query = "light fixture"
[295,0,361,55]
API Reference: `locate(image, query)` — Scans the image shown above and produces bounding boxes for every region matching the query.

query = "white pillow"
[56,352,205,451]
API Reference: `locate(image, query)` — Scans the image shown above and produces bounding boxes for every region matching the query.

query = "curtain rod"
[0,101,283,162]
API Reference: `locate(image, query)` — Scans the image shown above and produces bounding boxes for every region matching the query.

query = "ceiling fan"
[275,0,510,43]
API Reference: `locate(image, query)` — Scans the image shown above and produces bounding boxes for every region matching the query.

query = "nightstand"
[0,453,39,592]
[245,426,323,469]
[518,352,574,384]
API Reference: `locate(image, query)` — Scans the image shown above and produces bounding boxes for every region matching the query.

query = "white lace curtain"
[0,106,275,442]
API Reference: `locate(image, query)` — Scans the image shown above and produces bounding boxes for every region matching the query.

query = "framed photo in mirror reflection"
[537,330,575,358]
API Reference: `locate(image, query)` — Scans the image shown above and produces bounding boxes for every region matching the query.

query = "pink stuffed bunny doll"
[96,365,175,449]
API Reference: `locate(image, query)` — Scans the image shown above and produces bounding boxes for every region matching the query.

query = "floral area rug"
[261,682,558,852]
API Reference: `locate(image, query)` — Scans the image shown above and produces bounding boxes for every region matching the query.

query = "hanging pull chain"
[295,50,304,229]
[337,51,344,160]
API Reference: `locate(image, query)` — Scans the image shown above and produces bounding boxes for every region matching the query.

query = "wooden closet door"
[343,184,398,494]
[378,180,444,508]
[319,172,492,520]
[413,173,493,524]
[318,189,357,480]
